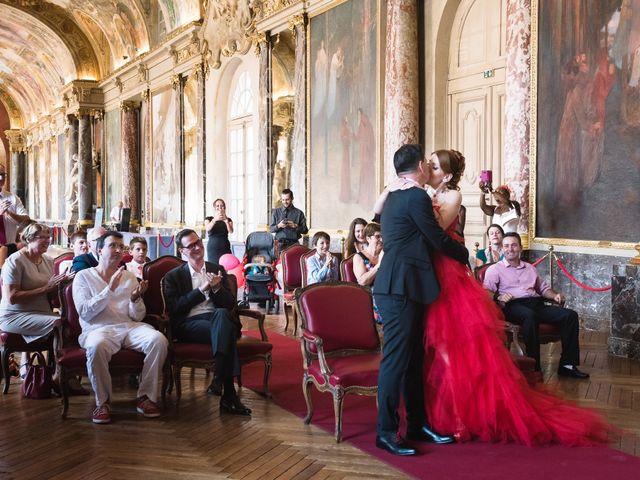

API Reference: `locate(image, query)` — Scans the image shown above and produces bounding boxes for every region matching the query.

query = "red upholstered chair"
[280,244,311,336]
[339,254,357,283]
[296,282,381,442]
[53,252,74,275]
[54,279,157,418]
[160,274,272,405]
[1,332,55,394]
[299,250,316,288]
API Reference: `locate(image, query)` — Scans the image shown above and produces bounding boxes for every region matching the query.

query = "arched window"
[227,70,256,241]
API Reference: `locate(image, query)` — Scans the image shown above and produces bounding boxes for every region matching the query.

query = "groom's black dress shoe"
[375,434,417,456]
[557,365,589,379]
[220,397,252,416]
[407,425,456,444]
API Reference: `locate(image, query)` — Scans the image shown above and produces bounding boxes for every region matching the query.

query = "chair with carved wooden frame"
[54,279,163,418]
[299,249,316,288]
[296,281,381,442]
[160,273,272,405]
[280,244,310,336]
[339,254,357,283]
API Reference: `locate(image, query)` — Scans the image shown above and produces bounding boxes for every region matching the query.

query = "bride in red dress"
[420,149,609,446]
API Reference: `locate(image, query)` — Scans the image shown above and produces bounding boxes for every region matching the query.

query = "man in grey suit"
[373,144,469,455]
[163,229,251,416]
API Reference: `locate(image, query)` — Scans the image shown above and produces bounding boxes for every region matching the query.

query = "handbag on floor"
[21,352,54,400]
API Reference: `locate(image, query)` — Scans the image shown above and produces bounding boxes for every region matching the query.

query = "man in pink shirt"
[483,232,588,379]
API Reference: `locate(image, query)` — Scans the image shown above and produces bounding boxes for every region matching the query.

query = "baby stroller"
[242,231,280,313]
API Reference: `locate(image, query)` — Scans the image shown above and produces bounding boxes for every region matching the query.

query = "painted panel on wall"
[183,75,202,227]
[309,0,379,228]
[534,0,640,245]
[105,109,122,217]
[151,87,180,225]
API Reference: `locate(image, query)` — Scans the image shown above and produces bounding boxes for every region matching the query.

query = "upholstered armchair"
[160,273,272,405]
[280,244,310,336]
[339,254,357,283]
[299,250,316,288]
[296,282,381,442]
[1,331,55,394]
[53,252,74,275]
[54,280,155,418]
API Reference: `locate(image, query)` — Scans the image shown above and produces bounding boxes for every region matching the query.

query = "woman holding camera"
[205,199,234,264]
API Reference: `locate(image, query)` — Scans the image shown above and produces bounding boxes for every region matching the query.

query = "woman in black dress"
[205,198,234,264]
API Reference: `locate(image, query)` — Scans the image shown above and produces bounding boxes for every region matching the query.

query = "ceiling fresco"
[0,0,201,127]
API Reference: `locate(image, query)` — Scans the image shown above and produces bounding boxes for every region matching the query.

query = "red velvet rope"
[60,226,69,237]
[530,253,548,267]
[554,256,612,292]
[158,234,174,248]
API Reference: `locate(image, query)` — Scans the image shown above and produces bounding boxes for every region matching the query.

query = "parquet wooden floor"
[0,313,638,479]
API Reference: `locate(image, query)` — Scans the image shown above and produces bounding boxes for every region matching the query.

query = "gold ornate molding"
[120,101,139,112]
[201,0,257,70]
[288,13,306,37]
[171,74,181,90]
[141,89,150,102]
[91,109,104,120]
[254,0,301,22]
[4,129,25,153]
[114,77,124,93]
[138,63,149,83]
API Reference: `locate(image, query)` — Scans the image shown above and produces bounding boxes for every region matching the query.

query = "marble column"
[77,112,93,225]
[194,64,206,221]
[10,150,26,203]
[64,116,79,225]
[290,17,307,213]
[141,89,151,227]
[504,0,531,234]
[121,102,140,221]
[384,0,419,184]
[258,33,271,221]
[172,75,184,224]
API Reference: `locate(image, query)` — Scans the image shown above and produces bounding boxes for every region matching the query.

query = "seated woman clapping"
[353,223,383,287]
[306,231,339,285]
[475,224,504,267]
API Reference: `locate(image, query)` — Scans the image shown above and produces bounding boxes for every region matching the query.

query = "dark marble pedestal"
[609,264,640,359]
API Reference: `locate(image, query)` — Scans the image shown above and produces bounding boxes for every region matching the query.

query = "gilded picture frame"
[530,0,639,249]
[306,0,383,229]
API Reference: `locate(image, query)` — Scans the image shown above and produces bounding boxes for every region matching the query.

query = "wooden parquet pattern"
[0,314,638,480]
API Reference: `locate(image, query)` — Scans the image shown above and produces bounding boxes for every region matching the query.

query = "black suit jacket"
[71,252,98,272]
[372,187,469,304]
[163,262,237,327]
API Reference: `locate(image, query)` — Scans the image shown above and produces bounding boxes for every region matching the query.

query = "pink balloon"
[219,253,240,270]
[230,264,245,288]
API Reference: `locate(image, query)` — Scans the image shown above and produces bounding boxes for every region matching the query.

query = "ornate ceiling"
[0,0,201,127]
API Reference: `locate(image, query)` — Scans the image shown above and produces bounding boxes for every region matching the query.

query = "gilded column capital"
[253,31,268,56]
[288,14,306,37]
[74,107,93,117]
[4,129,25,153]
[171,74,181,90]
[120,101,140,112]
[141,89,151,101]
[90,109,104,120]
[191,62,206,81]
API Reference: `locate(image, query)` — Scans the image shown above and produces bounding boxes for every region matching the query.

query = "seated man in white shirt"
[125,236,148,280]
[72,231,168,424]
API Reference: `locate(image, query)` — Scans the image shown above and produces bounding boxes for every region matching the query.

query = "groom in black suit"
[373,144,469,455]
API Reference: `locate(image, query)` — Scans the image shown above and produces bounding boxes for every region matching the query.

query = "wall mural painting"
[105,108,122,218]
[309,0,380,229]
[534,0,640,245]
[183,75,203,227]
[151,87,180,225]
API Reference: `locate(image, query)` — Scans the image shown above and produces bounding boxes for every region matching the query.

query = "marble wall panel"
[609,264,640,360]
[105,109,122,219]
[527,249,626,332]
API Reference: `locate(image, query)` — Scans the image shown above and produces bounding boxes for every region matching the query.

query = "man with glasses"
[73,231,168,424]
[72,226,107,272]
[0,166,30,259]
[163,229,251,416]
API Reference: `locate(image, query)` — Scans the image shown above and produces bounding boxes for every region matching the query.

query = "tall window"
[228,71,255,241]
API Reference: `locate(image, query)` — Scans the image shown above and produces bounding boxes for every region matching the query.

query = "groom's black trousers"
[374,293,427,436]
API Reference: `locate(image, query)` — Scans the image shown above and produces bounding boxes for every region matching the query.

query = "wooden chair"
[53,252,74,275]
[339,254,357,283]
[280,244,310,336]
[54,279,159,418]
[299,249,316,288]
[296,282,381,442]
[160,273,272,405]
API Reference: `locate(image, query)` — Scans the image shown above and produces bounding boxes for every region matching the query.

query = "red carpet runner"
[241,331,640,479]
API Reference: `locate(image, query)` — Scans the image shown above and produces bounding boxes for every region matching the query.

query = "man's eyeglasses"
[181,239,202,251]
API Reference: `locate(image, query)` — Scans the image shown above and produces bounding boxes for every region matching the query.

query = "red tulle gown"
[424,218,609,446]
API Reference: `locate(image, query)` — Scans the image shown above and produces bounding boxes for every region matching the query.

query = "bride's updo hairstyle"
[433,149,466,190]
